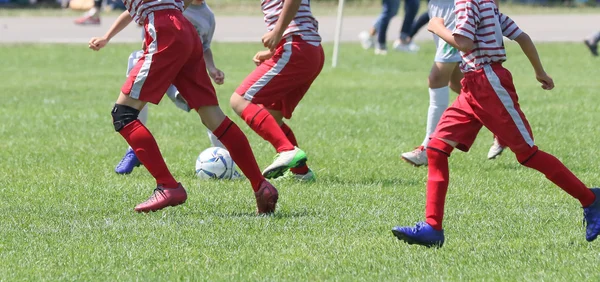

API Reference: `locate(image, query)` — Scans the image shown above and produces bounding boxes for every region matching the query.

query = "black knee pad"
[111,104,140,131]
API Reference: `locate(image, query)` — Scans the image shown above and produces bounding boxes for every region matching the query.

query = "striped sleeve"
[499,13,523,40]
[453,0,480,41]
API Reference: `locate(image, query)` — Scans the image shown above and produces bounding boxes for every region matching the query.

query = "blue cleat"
[392,221,445,248]
[115,148,141,174]
[583,188,600,242]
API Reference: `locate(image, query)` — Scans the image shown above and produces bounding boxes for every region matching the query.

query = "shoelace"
[412,222,428,233]
[143,187,166,203]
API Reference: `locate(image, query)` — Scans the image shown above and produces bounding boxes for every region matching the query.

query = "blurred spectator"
[74,0,101,25]
[358,0,420,55]
[584,32,600,56]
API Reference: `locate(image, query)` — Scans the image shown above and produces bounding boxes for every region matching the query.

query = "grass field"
[1,41,600,280]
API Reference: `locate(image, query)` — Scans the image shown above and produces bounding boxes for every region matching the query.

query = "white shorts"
[126,50,191,112]
[429,0,461,63]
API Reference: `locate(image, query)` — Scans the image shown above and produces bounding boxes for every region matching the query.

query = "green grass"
[1,1,599,17]
[0,42,599,280]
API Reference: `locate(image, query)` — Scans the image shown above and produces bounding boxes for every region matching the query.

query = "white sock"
[422,86,450,147]
[207,129,225,148]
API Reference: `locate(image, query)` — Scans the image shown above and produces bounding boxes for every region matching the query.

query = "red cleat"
[74,15,100,25]
[134,183,187,213]
[255,180,279,215]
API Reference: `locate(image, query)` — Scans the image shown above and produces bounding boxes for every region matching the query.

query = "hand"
[89,36,109,51]
[208,67,225,85]
[536,72,554,90]
[427,17,445,34]
[261,30,282,51]
[253,50,274,66]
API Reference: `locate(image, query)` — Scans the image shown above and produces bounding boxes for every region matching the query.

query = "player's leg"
[394,93,483,248]
[118,14,195,212]
[174,27,278,214]
[115,50,147,175]
[231,38,322,179]
[393,0,420,52]
[584,31,600,56]
[264,108,315,182]
[400,61,456,167]
[475,64,599,241]
[115,104,147,174]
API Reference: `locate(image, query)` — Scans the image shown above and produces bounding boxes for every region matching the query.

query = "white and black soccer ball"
[195,147,238,180]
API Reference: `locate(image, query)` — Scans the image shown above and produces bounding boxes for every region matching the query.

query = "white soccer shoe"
[393,40,420,53]
[359,31,376,50]
[487,138,505,159]
[262,147,308,179]
[401,146,428,167]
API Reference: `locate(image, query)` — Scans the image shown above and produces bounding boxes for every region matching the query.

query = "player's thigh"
[121,51,181,105]
[173,52,219,110]
[432,94,483,152]
[473,65,535,154]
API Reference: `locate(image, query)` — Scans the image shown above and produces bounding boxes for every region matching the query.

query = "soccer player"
[400,0,505,167]
[115,0,229,175]
[88,0,278,214]
[584,31,600,56]
[229,0,324,181]
[391,0,600,247]
[358,0,420,54]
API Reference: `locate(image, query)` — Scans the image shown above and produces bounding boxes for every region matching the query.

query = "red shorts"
[431,64,535,154]
[121,9,217,109]
[235,36,324,119]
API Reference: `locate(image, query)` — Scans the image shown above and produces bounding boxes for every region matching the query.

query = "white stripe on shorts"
[244,37,293,100]
[483,64,534,147]
[130,13,157,99]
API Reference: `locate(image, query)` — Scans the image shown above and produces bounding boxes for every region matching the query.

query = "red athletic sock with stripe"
[119,120,179,189]
[281,123,310,175]
[425,138,454,231]
[241,104,294,153]
[213,117,265,192]
[520,148,596,207]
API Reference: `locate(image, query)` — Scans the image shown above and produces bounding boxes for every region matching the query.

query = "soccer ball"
[195,147,238,180]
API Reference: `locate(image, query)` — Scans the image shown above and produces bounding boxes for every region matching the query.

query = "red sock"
[425,139,454,231]
[520,148,596,207]
[119,120,178,188]
[281,123,309,175]
[241,104,294,153]
[213,117,265,192]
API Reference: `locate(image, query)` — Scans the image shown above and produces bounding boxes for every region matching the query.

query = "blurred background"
[0,0,598,11]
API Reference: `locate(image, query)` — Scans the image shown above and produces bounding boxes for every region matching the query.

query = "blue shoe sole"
[392,229,444,248]
[115,163,142,175]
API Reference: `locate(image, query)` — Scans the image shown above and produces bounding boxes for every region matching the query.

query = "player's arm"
[428,18,474,52]
[500,13,553,90]
[262,0,302,50]
[204,48,224,85]
[429,0,479,53]
[89,11,132,51]
[514,32,554,90]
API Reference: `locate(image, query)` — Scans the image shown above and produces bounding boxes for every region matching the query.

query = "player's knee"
[515,145,539,165]
[427,138,455,159]
[111,104,140,132]
[428,71,448,88]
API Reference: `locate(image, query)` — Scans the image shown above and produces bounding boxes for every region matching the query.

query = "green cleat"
[262,147,307,179]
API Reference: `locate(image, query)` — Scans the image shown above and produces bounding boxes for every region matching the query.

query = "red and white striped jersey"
[262,0,321,46]
[453,0,523,72]
[124,0,184,24]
